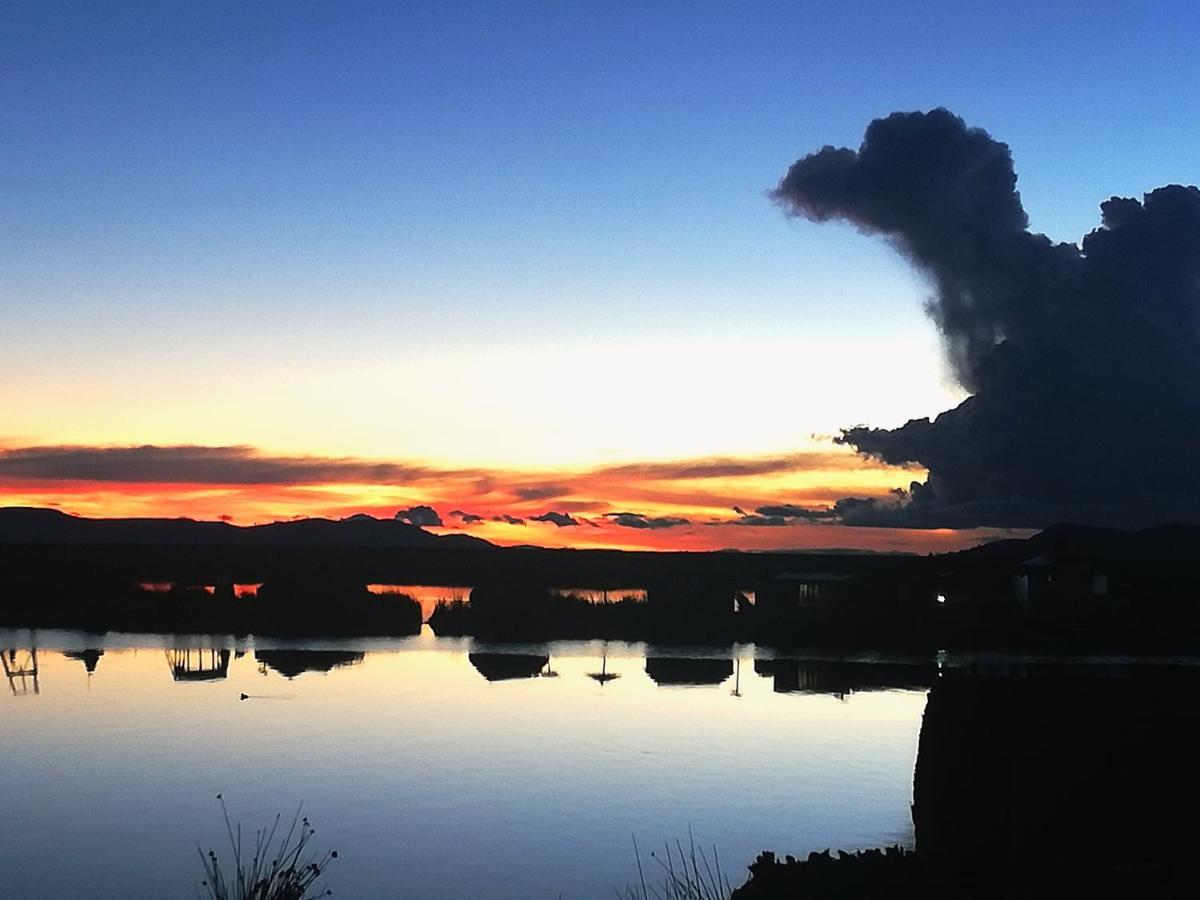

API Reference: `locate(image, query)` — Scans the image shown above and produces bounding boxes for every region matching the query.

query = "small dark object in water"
[239,692,249,700]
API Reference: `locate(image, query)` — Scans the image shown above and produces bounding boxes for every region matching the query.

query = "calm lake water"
[1,627,928,899]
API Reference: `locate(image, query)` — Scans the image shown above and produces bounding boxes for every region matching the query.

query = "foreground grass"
[196,796,337,900]
[620,834,734,900]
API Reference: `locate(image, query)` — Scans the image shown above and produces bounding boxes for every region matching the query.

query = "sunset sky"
[3,2,1198,551]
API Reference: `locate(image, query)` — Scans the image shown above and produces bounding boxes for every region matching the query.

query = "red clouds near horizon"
[0,442,1018,552]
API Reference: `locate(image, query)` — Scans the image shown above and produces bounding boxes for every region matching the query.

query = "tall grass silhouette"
[620,832,733,900]
[196,796,337,900]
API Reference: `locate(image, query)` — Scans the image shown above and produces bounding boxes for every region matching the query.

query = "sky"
[2,1,1198,551]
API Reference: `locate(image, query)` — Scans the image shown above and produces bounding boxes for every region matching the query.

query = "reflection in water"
[62,648,104,674]
[644,656,733,686]
[254,650,365,679]
[12,630,1198,898]
[165,648,231,682]
[468,652,551,681]
[754,659,935,697]
[2,634,928,900]
[586,642,620,685]
[2,647,39,695]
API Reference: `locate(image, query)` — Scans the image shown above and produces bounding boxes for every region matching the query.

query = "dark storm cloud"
[832,492,1069,530]
[605,512,691,530]
[530,511,579,527]
[0,444,433,485]
[394,505,443,527]
[450,509,484,524]
[773,108,1200,529]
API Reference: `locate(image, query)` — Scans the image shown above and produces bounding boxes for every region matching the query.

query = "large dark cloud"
[394,505,443,527]
[605,512,691,530]
[530,511,579,527]
[774,108,1200,529]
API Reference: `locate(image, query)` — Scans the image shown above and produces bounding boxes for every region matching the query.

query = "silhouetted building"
[756,573,853,616]
[1012,555,1119,621]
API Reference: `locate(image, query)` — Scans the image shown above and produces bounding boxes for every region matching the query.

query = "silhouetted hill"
[0,507,492,550]
[953,521,1200,565]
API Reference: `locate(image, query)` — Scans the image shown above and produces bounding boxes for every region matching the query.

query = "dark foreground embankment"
[732,668,1200,898]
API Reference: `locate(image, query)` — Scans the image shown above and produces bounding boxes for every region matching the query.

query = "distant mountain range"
[0,507,493,550]
[3,507,1198,562]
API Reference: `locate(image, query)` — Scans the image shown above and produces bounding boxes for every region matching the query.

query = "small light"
[936,594,946,605]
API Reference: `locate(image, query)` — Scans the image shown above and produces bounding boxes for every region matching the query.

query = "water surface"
[0,628,926,898]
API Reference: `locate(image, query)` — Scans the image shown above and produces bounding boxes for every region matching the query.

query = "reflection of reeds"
[196,796,336,900]
[621,833,733,900]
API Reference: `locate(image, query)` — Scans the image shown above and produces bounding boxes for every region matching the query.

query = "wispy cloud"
[512,484,572,500]
[0,444,440,485]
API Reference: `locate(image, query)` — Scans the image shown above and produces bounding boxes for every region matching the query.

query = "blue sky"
[2,1,1199,470]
